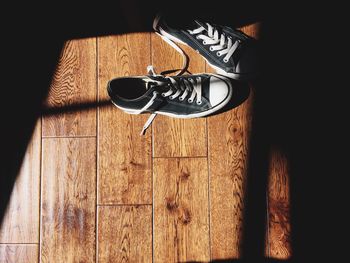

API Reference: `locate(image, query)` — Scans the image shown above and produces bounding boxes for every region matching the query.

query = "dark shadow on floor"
[1,35,63,226]
[42,100,111,116]
[2,1,339,261]
[184,259,290,263]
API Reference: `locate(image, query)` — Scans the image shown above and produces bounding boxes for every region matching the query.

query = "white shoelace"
[157,23,240,76]
[188,23,240,63]
[140,67,202,135]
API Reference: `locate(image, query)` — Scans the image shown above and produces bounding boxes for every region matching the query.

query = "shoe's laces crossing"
[188,23,240,63]
[157,22,241,76]
[140,67,203,135]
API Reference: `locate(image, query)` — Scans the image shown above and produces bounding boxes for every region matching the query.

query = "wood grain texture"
[151,33,207,157]
[42,38,96,137]
[208,90,253,259]
[207,23,259,259]
[0,245,38,263]
[0,121,41,243]
[239,23,262,39]
[98,34,152,205]
[153,158,210,262]
[205,23,260,74]
[40,138,96,263]
[239,23,292,258]
[266,148,291,259]
[97,206,152,262]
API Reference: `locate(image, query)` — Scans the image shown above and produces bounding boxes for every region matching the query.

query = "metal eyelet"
[179,97,184,101]
[209,46,214,51]
[161,93,166,97]
[216,52,222,57]
[202,41,207,45]
[223,58,229,63]
[188,99,193,103]
[196,100,202,105]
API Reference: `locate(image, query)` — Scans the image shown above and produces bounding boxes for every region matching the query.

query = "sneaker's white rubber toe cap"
[209,76,230,107]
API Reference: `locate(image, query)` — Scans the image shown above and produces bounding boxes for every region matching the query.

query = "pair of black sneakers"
[108,14,258,135]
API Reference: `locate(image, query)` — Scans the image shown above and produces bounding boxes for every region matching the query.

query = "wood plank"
[0,121,40,243]
[98,34,152,205]
[266,148,291,259]
[42,38,96,137]
[0,244,38,263]
[97,206,152,262]
[239,23,292,259]
[40,138,96,262]
[151,33,207,157]
[153,158,210,262]
[207,23,259,259]
[208,91,253,259]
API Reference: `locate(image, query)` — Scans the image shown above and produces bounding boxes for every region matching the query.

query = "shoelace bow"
[139,66,203,135]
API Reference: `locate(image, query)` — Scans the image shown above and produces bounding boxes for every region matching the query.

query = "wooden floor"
[0,24,291,262]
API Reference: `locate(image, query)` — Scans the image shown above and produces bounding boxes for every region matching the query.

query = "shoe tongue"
[143,76,169,91]
[148,75,171,86]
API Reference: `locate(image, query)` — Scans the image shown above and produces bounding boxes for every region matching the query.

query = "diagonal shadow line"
[1,38,63,227]
[42,99,112,116]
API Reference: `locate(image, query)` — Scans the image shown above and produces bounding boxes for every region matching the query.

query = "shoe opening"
[108,78,147,100]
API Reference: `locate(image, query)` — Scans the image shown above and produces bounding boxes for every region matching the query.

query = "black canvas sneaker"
[153,14,258,80]
[107,72,232,135]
